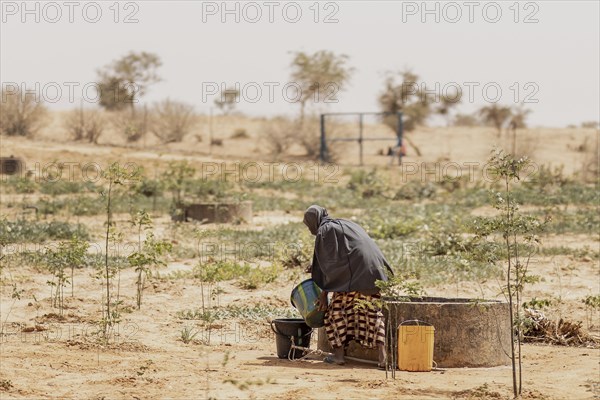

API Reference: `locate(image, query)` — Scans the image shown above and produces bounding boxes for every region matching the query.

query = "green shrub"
[135,178,163,198]
[394,181,436,201]
[3,176,37,194]
[193,260,283,290]
[177,304,298,320]
[188,178,231,200]
[347,168,388,198]
[367,216,420,239]
[542,207,599,234]
[523,297,553,310]
[39,180,96,196]
[582,295,600,310]
[0,219,89,243]
[238,264,281,289]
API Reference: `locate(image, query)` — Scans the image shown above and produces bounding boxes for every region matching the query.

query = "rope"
[288,336,332,361]
[288,337,380,365]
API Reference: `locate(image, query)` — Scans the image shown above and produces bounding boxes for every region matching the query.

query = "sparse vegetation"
[177,304,299,321]
[0,87,47,137]
[128,210,172,309]
[261,115,297,157]
[44,237,89,314]
[453,113,480,127]
[179,324,200,344]
[150,99,195,143]
[1,7,598,398]
[472,150,548,398]
[63,107,106,143]
[0,219,88,243]
[98,162,141,340]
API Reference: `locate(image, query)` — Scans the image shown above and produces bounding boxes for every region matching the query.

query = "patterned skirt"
[324,291,386,349]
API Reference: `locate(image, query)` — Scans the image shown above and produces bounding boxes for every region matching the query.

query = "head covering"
[305,207,394,294]
[303,205,330,235]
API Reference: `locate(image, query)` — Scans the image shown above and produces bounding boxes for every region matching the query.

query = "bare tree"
[111,108,148,142]
[453,113,480,127]
[436,90,462,126]
[478,104,512,136]
[63,107,106,143]
[0,87,47,137]
[261,116,297,158]
[295,115,322,158]
[510,105,531,129]
[507,105,533,156]
[150,99,195,143]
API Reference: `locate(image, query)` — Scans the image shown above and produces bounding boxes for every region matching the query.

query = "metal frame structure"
[319,112,403,165]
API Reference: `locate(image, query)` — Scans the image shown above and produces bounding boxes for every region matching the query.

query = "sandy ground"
[2,115,598,174]
[0,253,598,400]
[1,124,599,399]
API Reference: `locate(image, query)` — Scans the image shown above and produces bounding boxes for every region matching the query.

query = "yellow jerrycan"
[398,320,435,372]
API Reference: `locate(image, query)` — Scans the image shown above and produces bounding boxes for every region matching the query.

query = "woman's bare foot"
[324,346,345,365]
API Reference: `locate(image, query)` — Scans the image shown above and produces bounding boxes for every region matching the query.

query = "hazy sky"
[1,0,599,127]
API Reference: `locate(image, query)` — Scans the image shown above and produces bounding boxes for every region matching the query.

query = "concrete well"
[317,297,511,368]
[0,157,23,175]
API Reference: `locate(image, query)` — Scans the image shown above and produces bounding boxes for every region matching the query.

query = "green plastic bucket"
[290,279,326,328]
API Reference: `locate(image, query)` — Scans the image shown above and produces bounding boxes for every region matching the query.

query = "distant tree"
[453,113,480,127]
[378,70,432,156]
[0,87,47,137]
[509,105,531,129]
[507,105,532,156]
[478,104,512,136]
[110,108,148,143]
[436,90,462,126]
[289,50,353,124]
[97,51,162,116]
[150,99,195,143]
[214,87,240,115]
[581,121,599,129]
[97,76,134,112]
[261,116,297,158]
